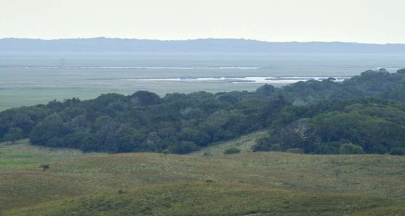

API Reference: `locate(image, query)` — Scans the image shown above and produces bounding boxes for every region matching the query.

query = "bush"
[117,190,127,195]
[313,142,339,154]
[203,151,213,157]
[206,178,215,183]
[169,141,198,154]
[252,136,272,152]
[286,148,304,154]
[390,147,405,156]
[339,143,364,155]
[269,143,282,152]
[223,147,241,155]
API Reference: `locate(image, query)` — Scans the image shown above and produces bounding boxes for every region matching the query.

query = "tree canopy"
[1,68,405,155]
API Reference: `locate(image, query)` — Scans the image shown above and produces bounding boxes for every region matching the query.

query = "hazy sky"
[1,0,404,43]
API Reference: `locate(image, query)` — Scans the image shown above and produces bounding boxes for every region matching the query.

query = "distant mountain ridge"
[1,38,405,53]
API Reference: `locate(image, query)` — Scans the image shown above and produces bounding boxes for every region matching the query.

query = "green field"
[0,82,268,112]
[1,136,405,215]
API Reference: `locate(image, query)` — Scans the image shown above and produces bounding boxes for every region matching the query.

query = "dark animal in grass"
[39,164,50,172]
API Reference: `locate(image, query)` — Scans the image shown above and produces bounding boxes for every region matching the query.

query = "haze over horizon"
[2,37,405,45]
[1,0,405,44]
[2,38,405,53]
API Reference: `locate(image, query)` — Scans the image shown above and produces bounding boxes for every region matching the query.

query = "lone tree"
[39,164,50,172]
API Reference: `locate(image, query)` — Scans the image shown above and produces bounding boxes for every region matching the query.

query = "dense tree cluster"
[282,68,405,104]
[253,98,405,155]
[1,88,286,153]
[1,68,405,155]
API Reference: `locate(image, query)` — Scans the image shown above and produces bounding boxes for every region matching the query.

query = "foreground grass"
[7,183,403,216]
[1,138,405,215]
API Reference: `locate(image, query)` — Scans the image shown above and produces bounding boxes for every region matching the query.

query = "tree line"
[1,68,405,155]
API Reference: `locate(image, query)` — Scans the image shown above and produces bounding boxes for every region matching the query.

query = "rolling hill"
[1,137,405,215]
[2,38,405,53]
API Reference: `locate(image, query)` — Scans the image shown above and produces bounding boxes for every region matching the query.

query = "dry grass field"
[1,135,405,215]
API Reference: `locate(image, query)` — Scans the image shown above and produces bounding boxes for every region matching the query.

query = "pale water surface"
[0,52,404,110]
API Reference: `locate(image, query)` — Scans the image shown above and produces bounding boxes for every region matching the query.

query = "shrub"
[169,141,198,154]
[203,151,213,157]
[269,143,282,152]
[390,147,405,156]
[223,147,241,155]
[206,178,215,183]
[117,190,127,195]
[313,142,340,154]
[339,143,364,155]
[286,148,304,154]
[252,136,272,152]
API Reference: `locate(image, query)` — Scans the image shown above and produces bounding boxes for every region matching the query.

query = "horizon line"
[1,37,405,46]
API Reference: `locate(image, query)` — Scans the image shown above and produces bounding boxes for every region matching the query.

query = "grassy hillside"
[191,130,267,156]
[7,184,403,216]
[1,138,405,215]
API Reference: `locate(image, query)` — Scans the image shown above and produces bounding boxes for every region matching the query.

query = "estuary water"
[0,52,404,110]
